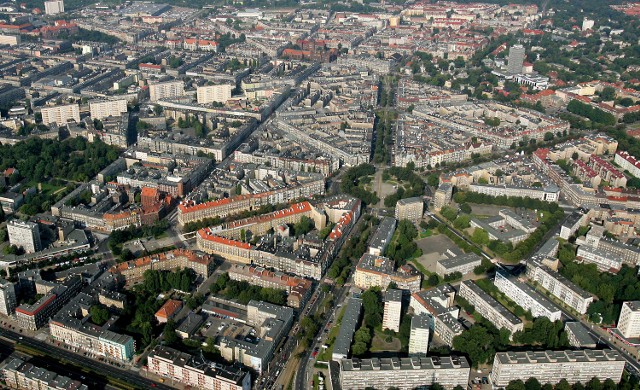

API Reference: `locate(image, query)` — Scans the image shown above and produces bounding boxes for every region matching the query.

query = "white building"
[41,104,80,126]
[577,245,622,272]
[614,151,640,179]
[7,220,41,253]
[469,184,560,202]
[528,264,594,315]
[0,279,16,316]
[582,18,594,31]
[494,268,562,321]
[617,301,640,339]
[382,289,402,332]
[197,84,232,104]
[89,99,128,120]
[44,0,64,15]
[458,280,523,338]
[0,35,20,46]
[408,315,430,356]
[491,349,625,387]
[149,81,185,102]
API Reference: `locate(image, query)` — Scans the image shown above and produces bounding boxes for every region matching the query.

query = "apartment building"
[0,34,20,46]
[395,197,423,224]
[458,280,523,338]
[178,195,253,225]
[44,0,64,15]
[89,99,128,120]
[197,84,233,104]
[576,245,623,272]
[408,315,430,356]
[494,268,561,321]
[490,349,625,387]
[434,183,453,210]
[332,296,362,361]
[368,217,396,256]
[15,276,82,330]
[109,249,214,284]
[228,264,312,309]
[615,151,640,179]
[565,322,597,348]
[410,286,463,346]
[617,301,640,339]
[7,220,41,254]
[469,184,560,202]
[41,104,80,126]
[154,299,182,324]
[147,346,251,390]
[528,263,594,315]
[2,356,88,390]
[354,254,422,293]
[149,80,184,102]
[382,289,403,332]
[435,252,481,278]
[0,279,17,316]
[340,356,470,390]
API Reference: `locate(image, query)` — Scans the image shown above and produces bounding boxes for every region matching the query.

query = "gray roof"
[397,197,423,206]
[332,296,362,359]
[177,312,205,336]
[340,355,469,372]
[437,253,482,271]
[460,280,522,327]
[496,268,561,315]
[368,217,396,250]
[495,349,622,365]
[384,289,403,303]
[565,322,597,347]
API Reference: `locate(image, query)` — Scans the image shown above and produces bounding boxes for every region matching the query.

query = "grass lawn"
[370,329,402,352]
[316,306,346,362]
[419,229,434,238]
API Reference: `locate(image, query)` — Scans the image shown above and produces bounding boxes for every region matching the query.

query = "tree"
[524,377,541,390]
[440,206,458,221]
[459,203,472,214]
[506,380,526,390]
[163,319,179,346]
[454,215,471,229]
[544,132,554,142]
[293,216,314,237]
[90,305,110,325]
[471,228,490,245]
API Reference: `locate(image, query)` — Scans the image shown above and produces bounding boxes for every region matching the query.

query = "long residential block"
[490,349,625,387]
[458,280,523,337]
[494,268,562,321]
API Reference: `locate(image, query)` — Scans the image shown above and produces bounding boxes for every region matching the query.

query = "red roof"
[155,299,182,320]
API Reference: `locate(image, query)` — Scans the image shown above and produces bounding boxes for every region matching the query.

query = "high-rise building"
[197,84,233,104]
[7,220,41,253]
[149,80,185,102]
[408,315,430,356]
[617,301,640,339]
[382,289,402,332]
[44,0,64,15]
[507,44,525,74]
[395,197,424,224]
[89,99,128,120]
[40,104,80,126]
[0,279,17,316]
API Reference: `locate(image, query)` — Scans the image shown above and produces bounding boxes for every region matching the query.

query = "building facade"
[89,99,128,120]
[7,220,41,253]
[459,280,523,338]
[41,104,80,126]
[618,301,640,339]
[149,81,185,102]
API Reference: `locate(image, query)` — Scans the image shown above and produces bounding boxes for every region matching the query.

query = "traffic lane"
[0,329,170,390]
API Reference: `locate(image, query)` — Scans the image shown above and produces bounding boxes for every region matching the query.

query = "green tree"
[90,305,110,325]
[163,319,179,346]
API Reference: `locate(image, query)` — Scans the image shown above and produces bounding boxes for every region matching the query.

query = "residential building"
[617,301,640,339]
[615,151,640,179]
[339,356,470,390]
[109,249,214,284]
[332,296,362,361]
[0,35,20,46]
[490,349,625,387]
[15,276,82,330]
[410,286,463,346]
[89,99,128,120]
[576,245,623,272]
[382,289,402,332]
[494,268,561,321]
[41,104,80,126]
[469,184,560,202]
[7,220,41,253]
[368,217,396,256]
[565,322,597,348]
[458,280,523,338]
[435,252,482,278]
[228,264,312,309]
[408,315,430,356]
[176,312,204,339]
[197,84,233,104]
[527,262,594,315]
[507,44,525,74]
[147,346,251,390]
[0,279,17,316]
[395,197,423,224]
[44,0,64,15]
[149,80,185,102]
[2,355,88,390]
[354,254,422,293]
[434,183,453,210]
[49,293,136,362]
[155,299,182,324]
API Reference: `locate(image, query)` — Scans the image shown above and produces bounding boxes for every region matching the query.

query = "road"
[0,328,170,390]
